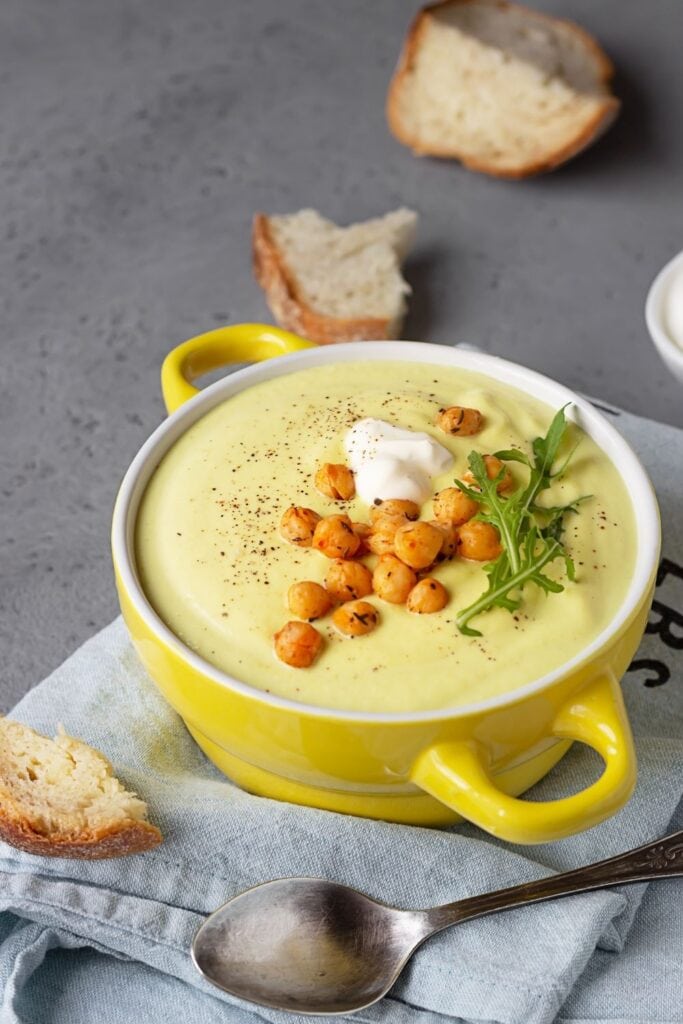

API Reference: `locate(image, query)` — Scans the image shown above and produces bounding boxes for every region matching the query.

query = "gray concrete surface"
[1,0,682,710]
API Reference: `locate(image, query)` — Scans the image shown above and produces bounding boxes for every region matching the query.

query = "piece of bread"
[252,208,417,344]
[0,718,162,859]
[387,0,619,178]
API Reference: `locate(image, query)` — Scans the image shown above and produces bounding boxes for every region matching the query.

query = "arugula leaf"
[491,449,531,466]
[455,406,584,636]
[457,451,524,573]
[517,405,571,518]
[457,531,567,637]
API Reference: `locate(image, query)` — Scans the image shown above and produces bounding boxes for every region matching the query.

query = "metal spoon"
[193,830,683,1016]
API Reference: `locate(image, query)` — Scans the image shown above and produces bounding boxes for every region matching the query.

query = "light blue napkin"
[1,400,682,1024]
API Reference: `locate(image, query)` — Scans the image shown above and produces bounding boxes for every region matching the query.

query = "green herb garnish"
[455,406,588,637]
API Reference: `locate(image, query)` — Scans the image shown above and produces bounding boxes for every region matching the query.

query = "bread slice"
[387,0,619,178]
[252,208,417,344]
[0,718,162,858]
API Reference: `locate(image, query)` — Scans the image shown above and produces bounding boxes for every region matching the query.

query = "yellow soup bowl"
[112,324,660,844]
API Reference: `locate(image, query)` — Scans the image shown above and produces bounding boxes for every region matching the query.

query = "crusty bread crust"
[0,809,162,859]
[386,0,619,179]
[0,718,163,860]
[252,214,395,344]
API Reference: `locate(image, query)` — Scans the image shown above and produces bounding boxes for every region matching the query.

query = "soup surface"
[135,361,636,713]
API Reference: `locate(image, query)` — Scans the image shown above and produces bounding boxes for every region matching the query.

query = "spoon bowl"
[192,878,428,1015]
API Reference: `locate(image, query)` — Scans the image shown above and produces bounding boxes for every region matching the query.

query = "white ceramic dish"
[645,248,683,384]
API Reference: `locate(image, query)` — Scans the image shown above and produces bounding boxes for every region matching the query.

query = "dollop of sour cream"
[344,418,453,504]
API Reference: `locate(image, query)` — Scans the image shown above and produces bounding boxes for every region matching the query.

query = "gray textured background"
[1,0,682,710]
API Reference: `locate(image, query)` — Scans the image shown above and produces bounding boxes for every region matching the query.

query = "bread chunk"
[0,718,162,858]
[387,0,619,178]
[253,208,417,344]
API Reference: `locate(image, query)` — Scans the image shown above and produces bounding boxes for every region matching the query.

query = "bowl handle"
[161,323,317,413]
[411,673,636,844]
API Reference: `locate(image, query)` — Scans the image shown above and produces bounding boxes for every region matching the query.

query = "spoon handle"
[427,830,683,929]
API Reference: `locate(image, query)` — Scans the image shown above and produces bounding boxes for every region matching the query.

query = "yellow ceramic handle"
[161,323,316,414]
[411,674,636,844]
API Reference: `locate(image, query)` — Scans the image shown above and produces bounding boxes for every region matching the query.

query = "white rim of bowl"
[112,341,661,724]
[645,248,683,372]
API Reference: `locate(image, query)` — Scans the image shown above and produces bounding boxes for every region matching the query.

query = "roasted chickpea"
[407,578,449,614]
[432,487,479,527]
[280,506,322,547]
[429,520,458,562]
[274,621,323,667]
[325,559,373,603]
[287,581,332,621]
[352,521,372,555]
[366,515,405,556]
[332,600,379,637]
[312,515,360,559]
[314,463,355,501]
[462,455,513,494]
[457,520,502,561]
[437,406,483,436]
[372,555,417,604]
[369,499,420,524]
[393,521,444,570]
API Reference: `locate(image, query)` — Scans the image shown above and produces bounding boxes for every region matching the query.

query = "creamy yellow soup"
[135,362,635,713]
